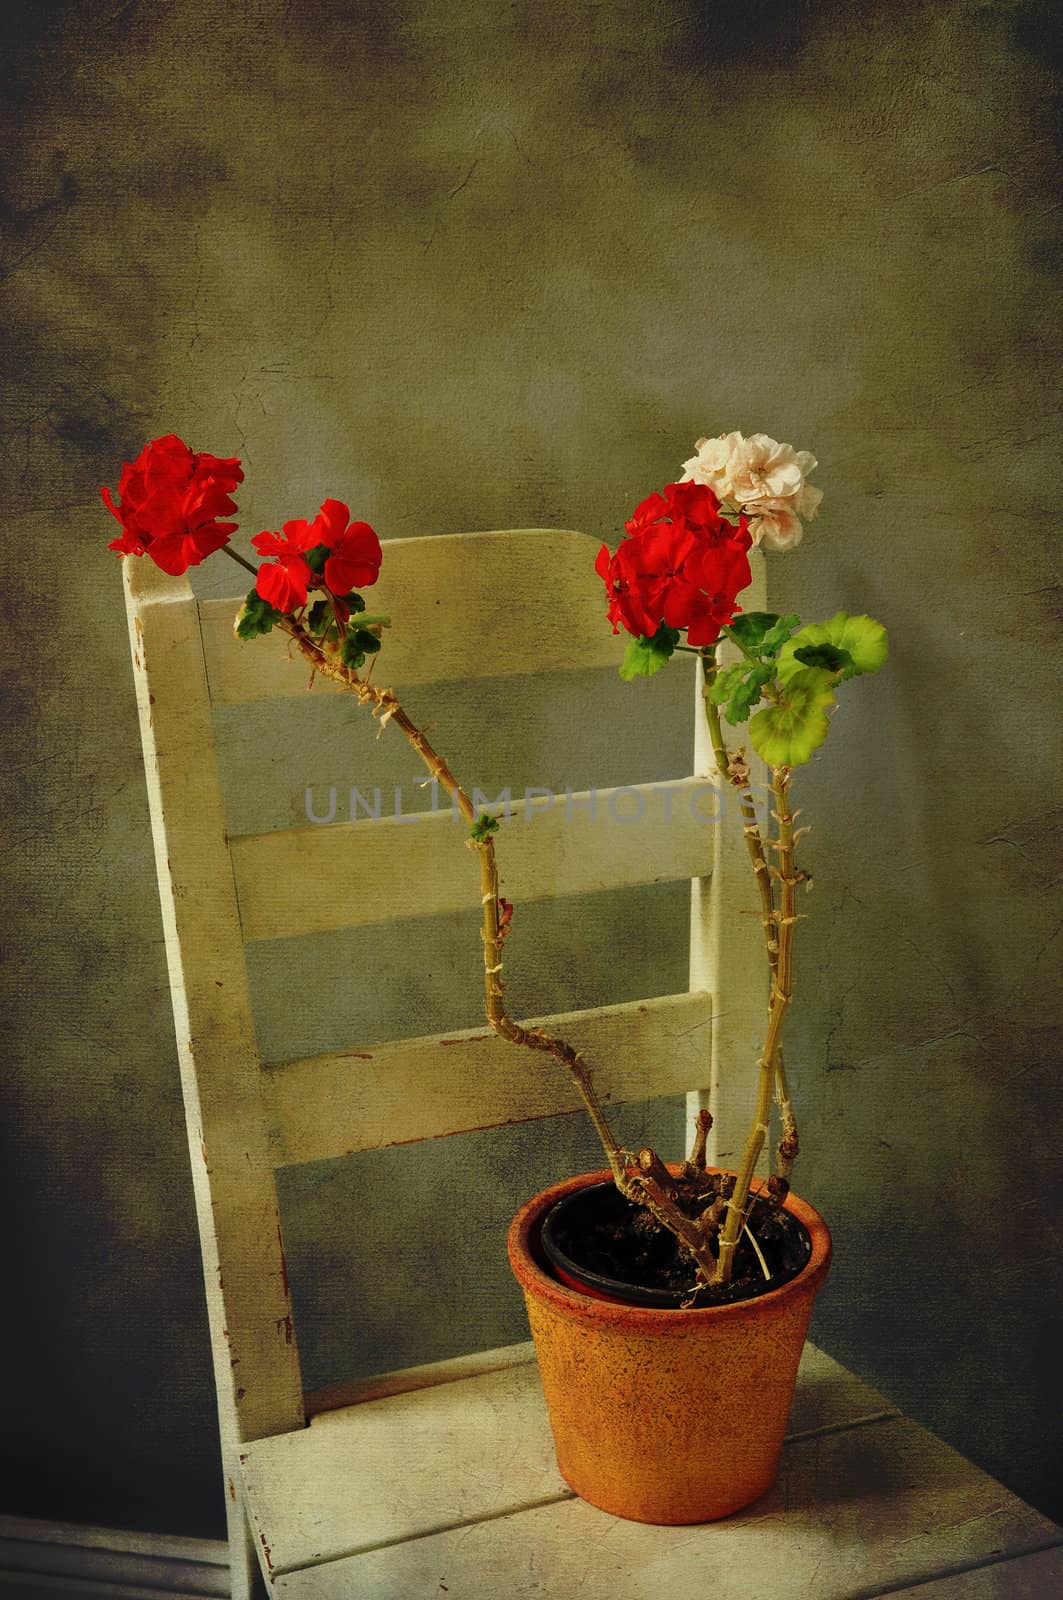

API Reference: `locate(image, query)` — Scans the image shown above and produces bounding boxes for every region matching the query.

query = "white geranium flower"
[680,429,822,552]
[681,431,744,501]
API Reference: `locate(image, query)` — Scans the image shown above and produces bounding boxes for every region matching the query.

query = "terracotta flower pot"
[507,1167,832,1525]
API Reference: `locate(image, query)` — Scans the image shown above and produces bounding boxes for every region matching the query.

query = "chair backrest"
[123,528,768,1457]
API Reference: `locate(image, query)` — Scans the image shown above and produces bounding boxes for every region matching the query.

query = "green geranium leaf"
[303,543,331,574]
[470,813,501,841]
[727,612,779,650]
[759,613,803,655]
[353,628,382,655]
[234,589,284,640]
[340,633,366,669]
[619,624,680,681]
[725,662,774,725]
[340,591,367,614]
[748,667,836,766]
[307,599,331,635]
[708,662,747,706]
[779,612,888,682]
[792,642,853,674]
[727,612,801,657]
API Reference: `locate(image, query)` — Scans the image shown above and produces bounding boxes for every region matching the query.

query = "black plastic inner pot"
[539,1179,813,1309]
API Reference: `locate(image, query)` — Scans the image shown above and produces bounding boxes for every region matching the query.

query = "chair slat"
[261,991,714,1166]
[200,529,619,705]
[231,776,720,943]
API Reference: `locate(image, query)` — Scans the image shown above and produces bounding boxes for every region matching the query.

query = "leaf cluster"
[340,627,382,671]
[746,612,889,767]
[306,594,380,668]
[708,613,800,725]
[234,590,283,639]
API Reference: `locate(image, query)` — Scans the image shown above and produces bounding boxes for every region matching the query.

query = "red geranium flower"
[101,434,243,575]
[251,519,323,613]
[597,481,753,648]
[252,499,382,617]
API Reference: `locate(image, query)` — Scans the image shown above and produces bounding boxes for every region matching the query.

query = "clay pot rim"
[508,1166,832,1330]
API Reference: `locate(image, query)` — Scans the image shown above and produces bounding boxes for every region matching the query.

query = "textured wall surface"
[1,0,1059,1540]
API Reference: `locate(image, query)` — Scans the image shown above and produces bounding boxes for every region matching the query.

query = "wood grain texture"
[200,529,619,705]
[123,558,306,1598]
[231,776,721,941]
[268,1419,1059,1599]
[240,1342,899,1580]
[873,1544,1063,1598]
[261,991,715,1165]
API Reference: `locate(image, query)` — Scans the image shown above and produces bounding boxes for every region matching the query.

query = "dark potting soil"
[545,1176,812,1308]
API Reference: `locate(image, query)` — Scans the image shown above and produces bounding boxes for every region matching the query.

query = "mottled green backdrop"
[2,0,1059,1539]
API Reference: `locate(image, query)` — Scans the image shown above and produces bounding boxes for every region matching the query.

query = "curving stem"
[246,590,720,1285]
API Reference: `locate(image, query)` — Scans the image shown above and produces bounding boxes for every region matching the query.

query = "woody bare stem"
[261,601,720,1284]
[713,767,799,1285]
[700,650,799,1192]
[700,650,778,969]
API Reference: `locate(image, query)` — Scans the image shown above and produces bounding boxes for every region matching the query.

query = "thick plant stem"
[700,653,799,1186]
[263,607,720,1283]
[773,1048,799,1190]
[713,767,798,1284]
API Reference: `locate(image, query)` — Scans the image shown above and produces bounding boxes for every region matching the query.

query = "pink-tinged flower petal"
[679,430,820,546]
[795,483,822,519]
[750,507,803,552]
[256,554,311,613]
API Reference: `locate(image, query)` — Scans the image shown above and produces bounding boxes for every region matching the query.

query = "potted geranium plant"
[102,427,886,1528]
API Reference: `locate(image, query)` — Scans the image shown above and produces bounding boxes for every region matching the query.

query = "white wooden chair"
[122,532,1060,1599]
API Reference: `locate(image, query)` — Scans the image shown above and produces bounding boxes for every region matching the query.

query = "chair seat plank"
[238,1343,899,1581]
[261,991,715,1166]
[240,1360,567,1582]
[200,529,619,706]
[872,1544,1063,1598]
[266,1406,1059,1599]
[232,777,721,943]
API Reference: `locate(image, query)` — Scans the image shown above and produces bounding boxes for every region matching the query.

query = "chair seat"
[238,1342,1061,1597]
